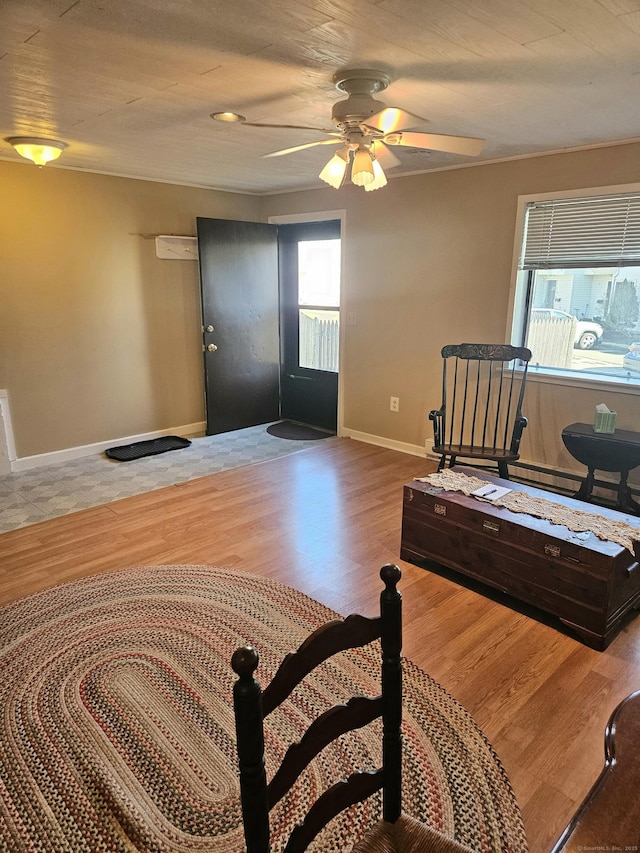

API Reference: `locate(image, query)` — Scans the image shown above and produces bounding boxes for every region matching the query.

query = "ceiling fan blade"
[383,131,485,156]
[263,138,343,158]
[364,107,428,134]
[244,122,340,134]
[370,140,402,169]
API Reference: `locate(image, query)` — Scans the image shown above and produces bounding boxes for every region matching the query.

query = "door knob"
[207,343,218,352]
[205,325,214,332]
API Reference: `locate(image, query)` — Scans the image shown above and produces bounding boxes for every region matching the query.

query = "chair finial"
[380,563,401,591]
[232,645,259,677]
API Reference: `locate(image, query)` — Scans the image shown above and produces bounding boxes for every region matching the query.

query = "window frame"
[507,182,640,392]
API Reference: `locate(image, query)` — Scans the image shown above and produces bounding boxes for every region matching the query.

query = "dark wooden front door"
[197,218,279,435]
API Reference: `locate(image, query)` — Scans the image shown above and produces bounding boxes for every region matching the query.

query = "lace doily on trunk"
[418,471,640,555]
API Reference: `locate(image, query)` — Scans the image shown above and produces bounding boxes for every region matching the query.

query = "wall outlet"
[390,396,400,412]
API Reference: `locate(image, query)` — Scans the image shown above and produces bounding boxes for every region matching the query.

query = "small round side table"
[561,422,640,515]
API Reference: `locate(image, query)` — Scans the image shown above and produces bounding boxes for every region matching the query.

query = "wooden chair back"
[429,343,532,479]
[231,564,402,853]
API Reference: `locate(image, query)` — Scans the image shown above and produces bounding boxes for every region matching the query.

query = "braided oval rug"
[0,565,528,853]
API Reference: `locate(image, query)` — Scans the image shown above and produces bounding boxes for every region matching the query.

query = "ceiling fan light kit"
[318,148,350,189]
[365,158,387,191]
[351,147,376,186]
[212,68,486,192]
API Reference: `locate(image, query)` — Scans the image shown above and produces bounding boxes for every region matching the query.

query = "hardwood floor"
[1,437,639,852]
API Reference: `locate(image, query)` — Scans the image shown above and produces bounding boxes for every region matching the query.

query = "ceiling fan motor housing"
[330,68,391,128]
[331,94,386,127]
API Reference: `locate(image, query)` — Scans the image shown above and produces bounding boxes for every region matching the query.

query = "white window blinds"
[520,192,640,269]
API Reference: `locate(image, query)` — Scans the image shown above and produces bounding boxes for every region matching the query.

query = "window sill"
[524,365,640,395]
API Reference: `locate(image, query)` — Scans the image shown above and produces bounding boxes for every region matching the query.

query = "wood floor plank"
[1,437,639,852]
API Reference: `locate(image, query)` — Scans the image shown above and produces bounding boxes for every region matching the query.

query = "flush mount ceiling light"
[211,111,247,123]
[6,136,68,167]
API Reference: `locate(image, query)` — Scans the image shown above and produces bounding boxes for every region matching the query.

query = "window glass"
[299,309,339,371]
[296,239,340,373]
[523,268,640,381]
[515,191,640,384]
[298,239,340,307]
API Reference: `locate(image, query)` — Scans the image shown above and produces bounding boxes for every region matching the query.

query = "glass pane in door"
[299,309,339,371]
[297,239,340,372]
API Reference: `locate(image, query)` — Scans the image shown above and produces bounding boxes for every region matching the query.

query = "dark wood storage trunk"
[400,468,640,649]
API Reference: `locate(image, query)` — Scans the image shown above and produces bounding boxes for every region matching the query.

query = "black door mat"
[266,421,335,441]
[105,436,192,462]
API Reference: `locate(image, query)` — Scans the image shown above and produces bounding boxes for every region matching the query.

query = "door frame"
[269,209,346,437]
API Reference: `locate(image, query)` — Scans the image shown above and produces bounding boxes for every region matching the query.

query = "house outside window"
[512,187,640,386]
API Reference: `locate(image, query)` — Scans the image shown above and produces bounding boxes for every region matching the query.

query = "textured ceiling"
[2,0,640,194]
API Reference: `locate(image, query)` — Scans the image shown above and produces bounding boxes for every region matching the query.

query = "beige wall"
[0,162,260,457]
[2,143,639,490]
[262,143,640,487]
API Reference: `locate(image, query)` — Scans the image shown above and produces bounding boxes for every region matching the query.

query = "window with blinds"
[514,189,640,384]
[521,193,640,270]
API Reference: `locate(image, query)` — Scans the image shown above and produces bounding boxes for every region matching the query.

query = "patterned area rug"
[0,566,528,852]
[0,424,336,534]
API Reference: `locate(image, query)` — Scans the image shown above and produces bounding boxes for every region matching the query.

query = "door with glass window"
[278,221,340,431]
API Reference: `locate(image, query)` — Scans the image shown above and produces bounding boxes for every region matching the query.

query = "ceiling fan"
[211,69,486,191]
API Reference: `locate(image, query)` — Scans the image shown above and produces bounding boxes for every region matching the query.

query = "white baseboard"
[10,422,206,472]
[513,456,639,491]
[426,451,640,492]
[341,428,425,459]
[423,450,583,487]
[342,435,640,493]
